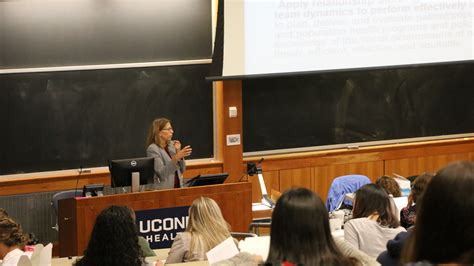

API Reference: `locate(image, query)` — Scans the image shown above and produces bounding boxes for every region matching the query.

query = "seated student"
[377,172,433,266]
[0,217,28,266]
[402,161,474,264]
[128,208,156,257]
[265,187,362,266]
[376,229,412,266]
[399,173,433,229]
[0,209,38,253]
[0,209,8,219]
[165,197,233,264]
[344,184,406,257]
[74,205,155,266]
[375,176,402,220]
[375,176,401,197]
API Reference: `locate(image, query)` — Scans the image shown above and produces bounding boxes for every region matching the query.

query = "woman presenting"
[146,118,192,189]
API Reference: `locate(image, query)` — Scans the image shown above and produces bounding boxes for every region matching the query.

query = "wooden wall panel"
[279,168,312,192]
[385,152,474,177]
[0,161,223,196]
[3,139,473,198]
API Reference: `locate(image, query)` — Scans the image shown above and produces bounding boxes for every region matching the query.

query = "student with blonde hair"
[165,197,232,264]
[0,217,28,266]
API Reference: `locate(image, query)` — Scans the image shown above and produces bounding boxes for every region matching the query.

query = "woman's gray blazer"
[146,142,186,189]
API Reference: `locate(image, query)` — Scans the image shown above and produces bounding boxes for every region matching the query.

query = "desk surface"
[252,203,272,220]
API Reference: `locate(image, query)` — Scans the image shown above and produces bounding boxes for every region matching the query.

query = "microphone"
[238,158,264,182]
[247,157,264,176]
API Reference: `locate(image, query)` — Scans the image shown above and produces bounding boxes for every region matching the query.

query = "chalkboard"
[243,63,474,153]
[0,0,211,69]
[0,64,213,175]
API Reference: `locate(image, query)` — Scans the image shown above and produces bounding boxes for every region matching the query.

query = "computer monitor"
[186,173,228,187]
[109,157,155,190]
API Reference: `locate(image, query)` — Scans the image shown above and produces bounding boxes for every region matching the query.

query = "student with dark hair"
[0,217,28,265]
[74,205,152,266]
[375,176,401,198]
[266,188,362,266]
[399,173,434,229]
[402,161,474,264]
[344,184,405,257]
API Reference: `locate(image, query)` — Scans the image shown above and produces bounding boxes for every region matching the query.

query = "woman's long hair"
[74,206,144,266]
[145,118,170,148]
[186,197,231,255]
[402,161,474,264]
[353,184,400,228]
[266,188,358,266]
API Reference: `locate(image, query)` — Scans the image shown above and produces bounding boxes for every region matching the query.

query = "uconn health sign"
[135,206,189,249]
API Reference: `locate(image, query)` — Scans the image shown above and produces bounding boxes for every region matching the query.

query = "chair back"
[51,190,81,231]
[51,190,81,213]
[326,174,371,212]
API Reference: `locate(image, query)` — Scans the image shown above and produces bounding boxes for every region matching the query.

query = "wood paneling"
[259,152,382,172]
[279,168,312,192]
[3,139,473,199]
[384,152,474,177]
[0,161,223,196]
[244,139,473,204]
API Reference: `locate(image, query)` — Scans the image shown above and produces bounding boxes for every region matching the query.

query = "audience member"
[265,187,362,265]
[344,184,405,257]
[165,197,232,264]
[0,217,28,266]
[375,176,401,197]
[74,205,150,266]
[402,161,474,264]
[128,208,156,257]
[0,209,8,219]
[376,229,412,266]
[400,173,434,229]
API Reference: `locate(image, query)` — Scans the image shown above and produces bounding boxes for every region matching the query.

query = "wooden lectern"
[58,182,252,257]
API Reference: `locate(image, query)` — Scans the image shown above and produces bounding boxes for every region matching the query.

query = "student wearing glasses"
[146,118,192,189]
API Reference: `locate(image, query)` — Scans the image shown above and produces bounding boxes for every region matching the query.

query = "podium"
[58,182,252,257]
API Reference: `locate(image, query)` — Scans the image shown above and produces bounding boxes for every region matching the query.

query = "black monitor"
[186,173,228,187]
[109,157,154,188]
